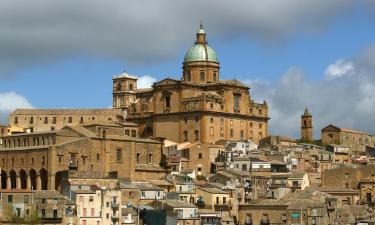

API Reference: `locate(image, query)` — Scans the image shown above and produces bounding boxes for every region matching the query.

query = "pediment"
[322,124,341,132]
[153,78,179,86]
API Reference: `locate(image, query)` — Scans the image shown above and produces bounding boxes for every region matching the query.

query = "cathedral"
[112,24,269,144]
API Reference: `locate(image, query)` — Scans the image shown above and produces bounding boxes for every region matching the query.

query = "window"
[80,117,84,123]
[106,202,109,207]
[44,117,48,124]
[29,117,34,124]
[148,154,153,164]
[259,123,262,129]
[31,157,34,165]
[83,208,87,217]
[230,129,234,138]
[186,70,191,81]
[136,153,141,163]
[246,214,252,224]
[58,156,62,163]
[210,118,214,123]
[233,94,240,112]
[165,96,171,108]
[53,209,58,218]
[200,71,205,81]
[194,130,199,141]
[68,117,73,123]
[91,208,95,216]
[210,127,214,136]
[220,128,224,137]
[223,197,226,204]
[195,116,199,122]
[96,154,100,161]
[14,117,18,124]
[42,156,45,165]
[240,130,244,140]
[198,153,202,159]
[213,71,217,81]
[131,130,136,137]
[8,195,13,203]
[184,117,187,123]
[183,131,188,142]
[116,149,122,161]
[141,191,145,198]
[89,196,93,202]
[345,173,349,179]
[41,209,46,217]
[52,117,57,124]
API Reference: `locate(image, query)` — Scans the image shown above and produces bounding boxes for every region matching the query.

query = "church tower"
[112,72,138,109]
[301,107,313,142]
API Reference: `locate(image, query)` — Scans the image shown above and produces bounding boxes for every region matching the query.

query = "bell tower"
[301,107,313,142]
[112,72,137,109]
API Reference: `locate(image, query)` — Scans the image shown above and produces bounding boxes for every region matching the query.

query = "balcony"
[111,202,120,208]
[112,212,119,220]
[260,219,269,225]
[214,201,230,206]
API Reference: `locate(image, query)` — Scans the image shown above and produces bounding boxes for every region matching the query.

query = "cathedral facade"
[113,25,269,144]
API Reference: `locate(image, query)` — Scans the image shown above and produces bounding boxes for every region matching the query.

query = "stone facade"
[112,25,269,144]
[321,124,375,152]
[0,122,167,191]
[8,109,123,133]
[321,164,375,189]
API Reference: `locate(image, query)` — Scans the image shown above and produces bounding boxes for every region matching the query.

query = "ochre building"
[112,24,269,144]
[321,124,375,153]
[0,122,167,191]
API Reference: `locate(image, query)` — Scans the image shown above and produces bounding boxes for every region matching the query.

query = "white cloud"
[324,58,355,80]
[245,45,375,139]
[137,75,157,89]
[0,92,33,123]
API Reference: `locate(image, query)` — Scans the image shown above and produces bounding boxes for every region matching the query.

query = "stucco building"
[112,24,269,144]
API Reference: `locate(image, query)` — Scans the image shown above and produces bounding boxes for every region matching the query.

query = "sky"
[1,0,375,138]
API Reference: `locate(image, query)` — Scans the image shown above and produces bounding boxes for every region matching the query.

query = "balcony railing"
[111,202,119,208]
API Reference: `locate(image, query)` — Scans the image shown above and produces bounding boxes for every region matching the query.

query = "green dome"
[184,44,218,63]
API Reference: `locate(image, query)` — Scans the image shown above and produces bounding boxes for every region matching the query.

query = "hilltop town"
[1,25,375,225]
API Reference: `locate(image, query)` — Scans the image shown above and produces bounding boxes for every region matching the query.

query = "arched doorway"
[9,170,17,189]
[1,170,7,189]
[142,126,153,137]
[40,168,48,190]
[55,171,69,194]
[29,169,37,190]
[19,169,27,189]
